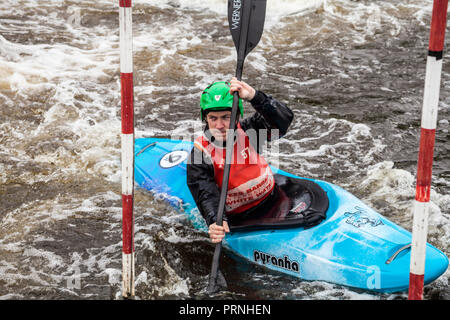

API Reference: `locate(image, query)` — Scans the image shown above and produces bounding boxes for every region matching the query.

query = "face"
[206,110,232,141]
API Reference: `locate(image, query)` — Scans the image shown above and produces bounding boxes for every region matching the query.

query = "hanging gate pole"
[409,0,448,300]
[119,0,135,298]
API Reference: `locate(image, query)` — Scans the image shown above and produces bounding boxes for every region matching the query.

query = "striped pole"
[409,0,448,300]
[119,0,135,298]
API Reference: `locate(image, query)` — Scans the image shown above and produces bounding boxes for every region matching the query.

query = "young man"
[187,77,293,243]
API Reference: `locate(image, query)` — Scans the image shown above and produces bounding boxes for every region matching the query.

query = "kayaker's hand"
[230,77,256,101]
[208,221,230,243]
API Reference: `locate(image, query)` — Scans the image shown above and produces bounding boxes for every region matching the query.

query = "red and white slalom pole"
[409,0,448,300]
[119,0,135,298]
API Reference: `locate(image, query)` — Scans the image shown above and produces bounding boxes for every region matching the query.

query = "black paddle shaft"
[217,0,266,228]
[207,0,267,294]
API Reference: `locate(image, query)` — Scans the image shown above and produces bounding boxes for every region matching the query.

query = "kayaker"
[187,78,294,243]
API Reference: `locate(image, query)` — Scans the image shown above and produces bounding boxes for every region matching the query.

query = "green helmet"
[200,81,243,120]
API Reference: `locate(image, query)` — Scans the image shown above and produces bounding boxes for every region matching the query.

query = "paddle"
[207,0,267,294]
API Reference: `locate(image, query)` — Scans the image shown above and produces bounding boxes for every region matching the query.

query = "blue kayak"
[134,137,448,293]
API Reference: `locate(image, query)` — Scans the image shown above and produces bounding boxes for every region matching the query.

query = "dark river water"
[0,0,448,299]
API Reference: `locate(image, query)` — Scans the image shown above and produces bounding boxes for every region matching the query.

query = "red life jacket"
[194,124,275,214]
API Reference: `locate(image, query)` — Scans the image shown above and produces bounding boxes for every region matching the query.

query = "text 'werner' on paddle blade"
[228,0,267,59]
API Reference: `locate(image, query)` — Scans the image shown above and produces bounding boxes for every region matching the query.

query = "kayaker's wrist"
[249,90,267,106]
[206,212,228,226]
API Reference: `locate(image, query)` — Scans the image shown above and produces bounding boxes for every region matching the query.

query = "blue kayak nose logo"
[344,206,384,228]
[160,150,189,168]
